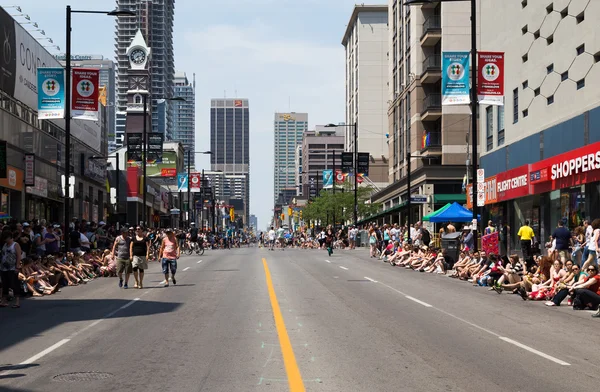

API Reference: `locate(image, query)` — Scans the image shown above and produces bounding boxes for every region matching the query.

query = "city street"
[0,248,599,392]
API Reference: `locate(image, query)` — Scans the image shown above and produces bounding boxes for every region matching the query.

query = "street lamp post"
[185,150,212,228]
[63,6,135,250]
[90,154,120,216]
[404,0,478,250]
[325,122,358,226]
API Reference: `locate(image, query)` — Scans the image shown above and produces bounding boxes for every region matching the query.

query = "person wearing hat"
[96,221,108,250]
[112,227,132,289]
[462,225,474,251]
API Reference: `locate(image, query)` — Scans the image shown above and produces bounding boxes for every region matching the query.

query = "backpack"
[421,228,431,246]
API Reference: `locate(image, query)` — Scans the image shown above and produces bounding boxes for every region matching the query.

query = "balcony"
[420,16,441,46]
[420,55,441,84]
[421,94,442,121]
[421,130,442,155]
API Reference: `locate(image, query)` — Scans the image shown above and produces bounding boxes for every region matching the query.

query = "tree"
[301,181,381,227]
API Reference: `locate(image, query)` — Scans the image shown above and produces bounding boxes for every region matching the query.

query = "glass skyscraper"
[172,72,195,168]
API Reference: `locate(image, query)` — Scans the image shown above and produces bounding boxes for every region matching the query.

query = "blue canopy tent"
[429,202,480,223]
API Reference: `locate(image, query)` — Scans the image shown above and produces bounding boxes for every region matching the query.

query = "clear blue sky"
[14,0,359,229]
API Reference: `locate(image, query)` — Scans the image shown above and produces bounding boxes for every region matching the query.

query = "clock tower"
[124,29,151,154]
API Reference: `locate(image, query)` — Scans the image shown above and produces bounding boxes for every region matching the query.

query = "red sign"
[161,168,177,177]
[530,141,600,193]
[190,173,201,188]
[71,68,99,120]
[466,175,497,209]
[234,99,243,107]
[477,52,504,106]
[496,165,530,201]
[335,170,345,184]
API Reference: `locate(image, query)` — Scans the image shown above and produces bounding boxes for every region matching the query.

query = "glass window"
[486,106,494,151]
[497,105,505,146]
[513,88,519,123]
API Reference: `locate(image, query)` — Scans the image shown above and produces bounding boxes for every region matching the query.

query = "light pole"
[185,150,212,228]
[325,122,358,226]
[63,6,135,250]
[90,154,120,216]
[404,0,478,250]
[141,96,185,227]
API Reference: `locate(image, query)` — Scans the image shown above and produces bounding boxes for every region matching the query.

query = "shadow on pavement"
[0,298,182,353]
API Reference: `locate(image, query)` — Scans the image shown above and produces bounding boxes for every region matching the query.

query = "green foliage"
[301,182,381,226]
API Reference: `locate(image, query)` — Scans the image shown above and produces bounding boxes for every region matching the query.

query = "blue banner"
[442,52,470,105]
[177,173,188,192]
[37,68,65,119]
[323,169,333,189]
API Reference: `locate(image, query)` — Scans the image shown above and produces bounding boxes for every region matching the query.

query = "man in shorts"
[268,227,276,251]
[111,227,132,289]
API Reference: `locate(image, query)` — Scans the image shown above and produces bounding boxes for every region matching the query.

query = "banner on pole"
[357,152,370,177]
[126,133,143,163]
[177,173,188,192]
[147,132,164,163]
[341,152,354,174]
[335,169,345,184]
[442,52,470,105]
[37,68,65,119]
[323,170,333,189]
[71,68,99,120]
[477,52,504,106]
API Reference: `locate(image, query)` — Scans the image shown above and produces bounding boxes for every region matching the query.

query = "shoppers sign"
[477,52,504,106]
[71,68,100,121]
[530,141,600,193]
[442,52,470,105]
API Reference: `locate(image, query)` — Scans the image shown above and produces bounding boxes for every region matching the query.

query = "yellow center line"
[262,258,306,392]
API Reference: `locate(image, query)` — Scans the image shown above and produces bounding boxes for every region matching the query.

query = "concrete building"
[56,55,118,152]
[274,112,308,203]
[365,1,475,227]
[295,145,303,196]
[172,72,196,168]
[342,5,389,185]
[114,0,176,148]
[249,214,258,231]
[476,0,600,251]
[210,98,250,225]
[301,126,345,197]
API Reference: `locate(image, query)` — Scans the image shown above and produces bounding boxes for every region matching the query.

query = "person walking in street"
[159,229,180,287]
[552,220,572,262]
[582,219,600,271]
[268,227,276,251]
[112,227,132,289]
[0,232,22,308]
[130,226,149,289]
[518,220,535,260]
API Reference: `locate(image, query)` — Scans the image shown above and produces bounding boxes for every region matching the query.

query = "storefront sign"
[71,68,100,121]
[442,52,470,105]
[0,166,23,191]
[466,176,497,209]
[495,165,530,201]
[24,154,35,186]
[85,159,106,183]
[161,168,177,177]
[477,52,504,106]
[530,141,600,193]
[26,177,48,198]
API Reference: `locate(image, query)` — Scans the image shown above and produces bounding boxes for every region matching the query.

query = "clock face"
[130,49,146,65]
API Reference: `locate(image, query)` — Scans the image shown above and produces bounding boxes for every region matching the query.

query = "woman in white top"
[582,219,600,271]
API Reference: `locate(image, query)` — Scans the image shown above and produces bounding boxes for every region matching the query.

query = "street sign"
[410,195,428,204]
[477,192,485,207]
[477,182,485,193]
[477,168,485,183]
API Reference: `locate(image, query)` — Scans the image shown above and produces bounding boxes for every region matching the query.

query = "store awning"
[433,194,466,203]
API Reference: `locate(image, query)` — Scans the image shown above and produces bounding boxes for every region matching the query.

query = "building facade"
[114,0,176,149]
[210,98,250,225]
[301,127,346,197]
[295,145,303,196]
[342,5,389,185]
[172,72,196,168]
[365,1,474,227]
[274,112,308,203]
[55,55,118,152]
[476,0,600,252]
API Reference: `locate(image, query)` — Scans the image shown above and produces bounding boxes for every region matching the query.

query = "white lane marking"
[197,260,203,264]
[20,339,71,365]
[325,260,331,263]
[499,337,570,366]
[183,267,191,271]
[404,295,433,308]
[364,277,378,283]
[375,281,570,365]
[339,266,349,270]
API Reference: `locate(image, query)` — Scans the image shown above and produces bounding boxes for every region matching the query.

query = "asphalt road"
[0,247,599,392]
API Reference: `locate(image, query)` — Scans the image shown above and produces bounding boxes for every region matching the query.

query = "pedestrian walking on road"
[130,227,149,289]
[112,227,132,289]
[159,229,180,287]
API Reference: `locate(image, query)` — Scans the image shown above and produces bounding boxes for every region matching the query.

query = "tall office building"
[273,112,308,203]
[342,5,389,185]
[210,98,250,225]
[55,55,117,152]
[172,72,195,168]
[114,0,176,149]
